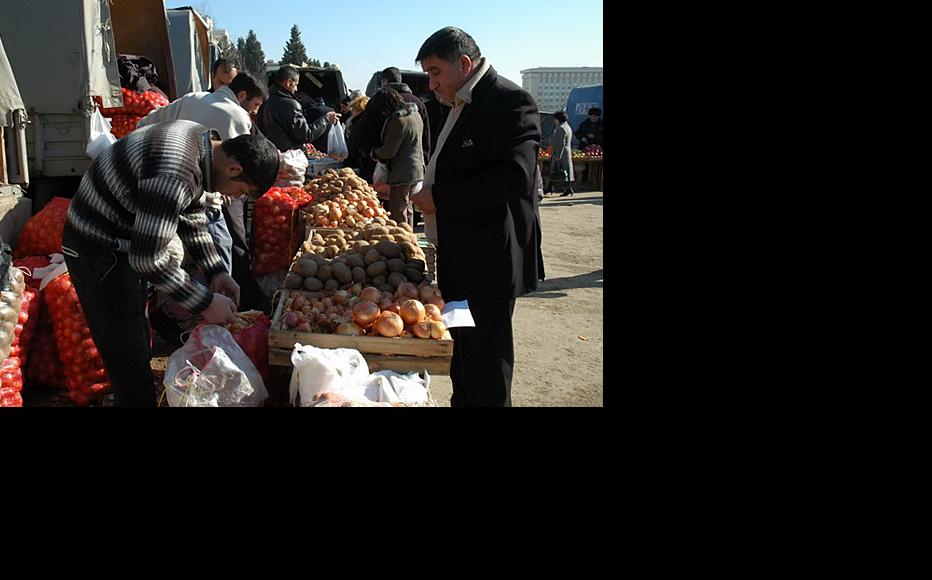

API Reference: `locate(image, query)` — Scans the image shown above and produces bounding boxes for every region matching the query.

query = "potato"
[374,240,403,259]
[324,279,340,291]
[387,271,406,289]
[371,275,387,287]
[379,283,395,294]
[386,258,406,273]
[406,258,426,271]
[317,264,333,281]
[308,253,329,266]
[303,277,324,291]
[366,261,388,278]
[400,241,420,259]
[284,272,304,289]
[385,219,398,227]
[326,245,340,258]
[352,266,368,283]
[293,259,318,278]
[312,234,325,245]
[346,254,365,269]
[404,268,424,284]
[399,222,414,233]
[364,249,382,266]
[332,262,353,284]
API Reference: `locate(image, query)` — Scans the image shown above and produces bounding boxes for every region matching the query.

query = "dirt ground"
[21,190,602,408]
[426,189,604,407]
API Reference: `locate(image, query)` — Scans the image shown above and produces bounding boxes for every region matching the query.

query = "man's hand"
[411,186,436,215]
[210,272,240,308]
[201,293,237,324]
[326,111,341,125]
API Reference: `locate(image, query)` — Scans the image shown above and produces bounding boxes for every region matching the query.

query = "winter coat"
[255,84,329,151]
[371,103,425,185]
[550,121,574,181]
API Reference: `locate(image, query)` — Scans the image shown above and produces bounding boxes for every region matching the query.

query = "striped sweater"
[66,120,226,315]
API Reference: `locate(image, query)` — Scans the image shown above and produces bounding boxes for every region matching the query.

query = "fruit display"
[538,145,552,160]
[279,283,447,339]
[302,168,389,229]
[582,144,603,158]
[285,224,429,295]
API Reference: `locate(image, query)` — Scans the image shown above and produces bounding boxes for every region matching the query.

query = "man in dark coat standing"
[380,67,431,162]
[255,66,337,152]
[411,27,544,407]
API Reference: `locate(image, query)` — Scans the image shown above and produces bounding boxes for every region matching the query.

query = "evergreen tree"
[217,35,240,68]
[281,25,309,66]
[241,30,267,77]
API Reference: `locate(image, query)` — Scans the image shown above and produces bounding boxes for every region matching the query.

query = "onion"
[426,295,445,310]
[419,285,435,302]
[295,322,311,332]
[348,282,363,295]
[352,301,380,326]
[395,282,419,301]
[378,296,395,311]
[373,311,404,337]
[424,304,443,322]
[283,311,299,328]
[429,320,447,339]
[385,302,401,315]
[360,287,381,303]
[333,290,349,305]
[399,299,426,326]
[412,321,432,339]
[315,313,330,326]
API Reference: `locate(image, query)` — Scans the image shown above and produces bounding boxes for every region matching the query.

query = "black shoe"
[560,191,571,197]
[149,306,185,347]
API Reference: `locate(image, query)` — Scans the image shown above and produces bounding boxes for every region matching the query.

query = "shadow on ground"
[526,269,603,298]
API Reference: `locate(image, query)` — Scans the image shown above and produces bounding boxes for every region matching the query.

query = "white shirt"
[136,86,252,140]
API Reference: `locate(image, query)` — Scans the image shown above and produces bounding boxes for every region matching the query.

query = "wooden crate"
[268,289,453,374]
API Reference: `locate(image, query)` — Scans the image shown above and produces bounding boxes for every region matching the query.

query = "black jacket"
[304,101,336,152]
[432,66,543,302]
[389,82,431,161]
[575,118,603,148]
[255,84,329,152]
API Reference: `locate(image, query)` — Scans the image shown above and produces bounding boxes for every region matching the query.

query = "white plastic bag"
[327,122,348,160]
[163,325,268,407]
[289,343,369,406]
[86,107,117,159]
[274,149,309,187]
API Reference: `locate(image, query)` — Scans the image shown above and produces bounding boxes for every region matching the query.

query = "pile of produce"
[43,274,111,406]
[97,87,169,138]
[250,186,315,275]
[12,197,70,258]
[571,148,587,160]
[538,145,552,160]
[0,267,27,407]
[280,283,447,339]
[285,224,429,295]
[304,220,424,259]
[582,144,603,158]
[302,168,388,229]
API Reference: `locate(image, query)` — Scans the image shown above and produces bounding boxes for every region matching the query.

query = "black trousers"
[449,299,516,407]
[62,225,156,407]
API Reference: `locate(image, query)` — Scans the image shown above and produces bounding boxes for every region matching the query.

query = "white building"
[520,67,603,113]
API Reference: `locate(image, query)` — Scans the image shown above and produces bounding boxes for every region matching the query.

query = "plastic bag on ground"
[164,324,267,407]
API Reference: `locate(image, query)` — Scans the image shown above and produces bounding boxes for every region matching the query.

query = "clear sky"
[183,0,603,92]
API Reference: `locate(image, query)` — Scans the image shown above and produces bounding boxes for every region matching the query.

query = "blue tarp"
[565,85,602,145]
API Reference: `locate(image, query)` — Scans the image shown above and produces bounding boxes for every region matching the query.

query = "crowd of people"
[66,26,558,407]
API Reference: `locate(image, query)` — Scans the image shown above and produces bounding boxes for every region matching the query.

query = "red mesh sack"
[250,187,314,275]
[225,311,272,386]
[13,256,53,289]
[43,274,111,406]
[0,358,24,407]
[13,198,71,258]
[24,305,67,390]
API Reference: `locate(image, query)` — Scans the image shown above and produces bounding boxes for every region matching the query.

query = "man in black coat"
[255,66,337,152]
[302,95,337,153]
[411,27,544,407]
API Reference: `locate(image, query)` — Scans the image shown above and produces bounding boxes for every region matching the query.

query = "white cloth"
[422,58,492,242]
[136,86,252,140]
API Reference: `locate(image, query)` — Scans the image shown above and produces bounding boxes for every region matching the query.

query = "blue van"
[565,84,603,148]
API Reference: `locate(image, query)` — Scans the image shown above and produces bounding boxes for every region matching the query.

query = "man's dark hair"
[588,107,602,116]
[415,27,481,65]
[273,66,300,87]
[554,111,568,123]
[228,71,267,100]
[213,58,236,76]
[380,66,402,84]
[367,88,407,118]
[221,134,280,196]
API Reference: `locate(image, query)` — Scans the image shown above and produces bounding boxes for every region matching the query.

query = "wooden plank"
[270,347,451,375]
[269,329,453,356]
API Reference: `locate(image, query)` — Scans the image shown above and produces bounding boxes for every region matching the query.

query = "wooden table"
[538,157,603,191]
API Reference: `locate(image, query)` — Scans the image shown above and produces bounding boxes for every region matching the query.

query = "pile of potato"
[284,231,429,294]
[303,220,425,261]
[303,168,388,229]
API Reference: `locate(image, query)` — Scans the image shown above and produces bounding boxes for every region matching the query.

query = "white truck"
[0,0,205,212]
